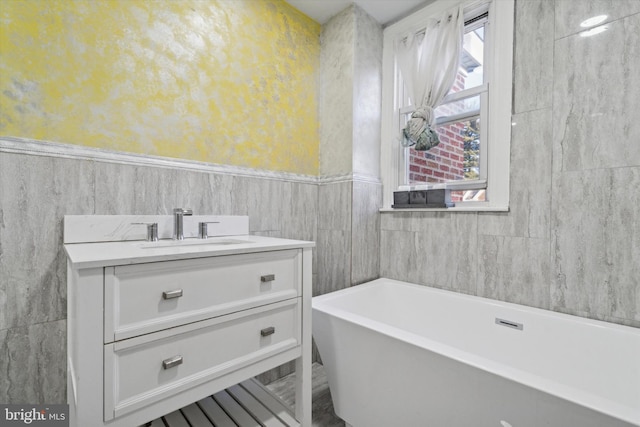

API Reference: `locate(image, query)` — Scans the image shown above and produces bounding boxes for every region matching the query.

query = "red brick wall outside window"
[408,72,468,184]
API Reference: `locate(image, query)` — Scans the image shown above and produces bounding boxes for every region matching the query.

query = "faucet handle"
[198,221,220,239]
[173,208,193,215]
[131,222,159,242]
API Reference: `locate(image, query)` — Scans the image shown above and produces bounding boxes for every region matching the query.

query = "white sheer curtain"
[397,5,463,151]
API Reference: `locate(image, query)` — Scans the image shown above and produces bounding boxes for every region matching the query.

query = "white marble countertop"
[64,235,315,269]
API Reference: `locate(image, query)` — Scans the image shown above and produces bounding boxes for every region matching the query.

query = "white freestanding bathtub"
[312,278,640,427]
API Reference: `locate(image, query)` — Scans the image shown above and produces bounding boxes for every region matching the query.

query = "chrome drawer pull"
[162,355,183,369]
[162,289,183,299]
[261,274,276,283]
[260,327,275,337]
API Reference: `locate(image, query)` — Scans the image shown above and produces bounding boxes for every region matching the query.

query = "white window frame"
[380,0,514,211]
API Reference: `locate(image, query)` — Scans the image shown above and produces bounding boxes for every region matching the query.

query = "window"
[381,0,514,210]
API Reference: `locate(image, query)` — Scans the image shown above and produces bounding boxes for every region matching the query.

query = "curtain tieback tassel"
[402,107,440,151]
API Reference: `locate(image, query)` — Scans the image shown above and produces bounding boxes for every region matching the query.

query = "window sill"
[380,205,509,213]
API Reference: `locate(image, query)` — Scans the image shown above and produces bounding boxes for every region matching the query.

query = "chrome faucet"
[172,208,193,240]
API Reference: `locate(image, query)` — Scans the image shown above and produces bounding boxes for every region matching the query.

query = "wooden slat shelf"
[141,379,300,427]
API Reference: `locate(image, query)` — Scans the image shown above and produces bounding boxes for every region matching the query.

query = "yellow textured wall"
[0,0,320,175]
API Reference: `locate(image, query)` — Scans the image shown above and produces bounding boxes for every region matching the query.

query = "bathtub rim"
[312,278,640,426]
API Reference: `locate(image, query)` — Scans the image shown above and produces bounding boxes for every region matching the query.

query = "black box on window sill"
[392,189,454,209]
[392,191,410,205]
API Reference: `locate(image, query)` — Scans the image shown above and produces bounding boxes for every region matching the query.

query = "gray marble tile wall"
[315,3,383,295]
[0,153,94,404]
[316,180,382,292]
[550,2,640,327]
[381,212,478,294]
[314,179,381,366]
[316,182,352,297]
[351,181,382,285]
[0,152,318,403]
[380,0,640,328]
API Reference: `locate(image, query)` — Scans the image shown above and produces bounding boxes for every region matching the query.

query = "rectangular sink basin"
[139,238,254,249]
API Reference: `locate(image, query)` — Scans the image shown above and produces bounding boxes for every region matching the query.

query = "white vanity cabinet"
[65,216,313,427]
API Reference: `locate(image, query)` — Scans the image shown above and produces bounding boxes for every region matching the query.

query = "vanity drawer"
[104,298,300,420]
[105,249,300,342]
